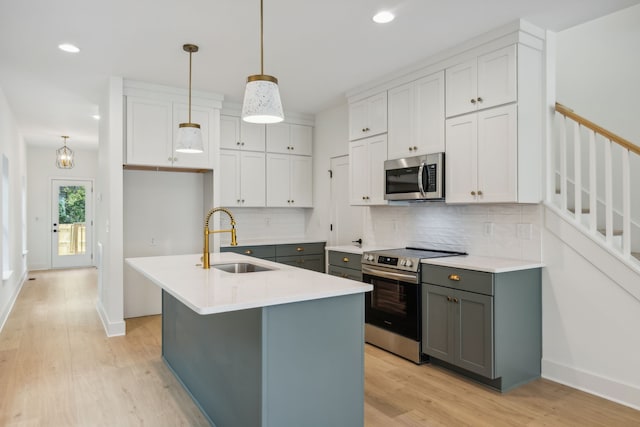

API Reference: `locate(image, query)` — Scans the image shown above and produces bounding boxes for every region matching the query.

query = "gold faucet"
[203,207,238,269]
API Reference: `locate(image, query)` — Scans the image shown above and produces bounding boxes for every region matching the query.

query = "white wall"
[26,146,98,270]
[95,77,125,336]
[543,5,640,409]
[0,86,28,331]
[123,170,204,318]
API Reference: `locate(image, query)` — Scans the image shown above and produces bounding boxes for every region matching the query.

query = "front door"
[51,179,93,268]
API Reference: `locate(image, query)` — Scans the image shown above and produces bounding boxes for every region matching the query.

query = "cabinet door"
[477,105,517,203]
[240,151,266,207]
[445,59,477,118]
[445,114,477,203]
[289,155,313,207]
[173,103,213,168]
[266,153,291,207]
[422,284,454,362]
[240,121,266,151]
[290,124,313,156]
[387,81,415,160]
[219,150,241,206]
[367,135,388,205]
[126,96,173,166]
[266,122,291,153]
[220,115,241,150]
[415,71,445,154]
[349,139,370,205]
[277,254,324,272]
[367,92,388,137]
[454,289,494,378]
[477,45,516,111]
[348,99,369,141]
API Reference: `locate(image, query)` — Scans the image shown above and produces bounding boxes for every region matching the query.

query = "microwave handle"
[418,162,427,197]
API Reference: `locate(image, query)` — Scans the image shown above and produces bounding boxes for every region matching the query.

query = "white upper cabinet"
[220,115,265,151]
[446,45,516,118]
[348,92,388,141]
[388,71,445,159]
[220,149,266,207]
[349,135,388,205]
[266,153,312,207]
[266,123,313,155]
[445,104,517,203]
[125,94,218,169]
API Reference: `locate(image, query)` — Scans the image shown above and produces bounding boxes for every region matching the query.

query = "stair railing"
[552,103,639,260]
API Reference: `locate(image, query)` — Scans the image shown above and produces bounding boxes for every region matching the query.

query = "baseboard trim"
[542,358,640,411]
[96,300,126,337]
[0,269,28,333]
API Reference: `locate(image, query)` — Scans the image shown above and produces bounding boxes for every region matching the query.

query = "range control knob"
[405,259,413,268]
[399,259,406,266]
[366,254,374,261]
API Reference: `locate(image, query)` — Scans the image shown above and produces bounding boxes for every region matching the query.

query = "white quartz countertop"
[126,253,372,315]
[325,245,393,255]
[421,255,544,273]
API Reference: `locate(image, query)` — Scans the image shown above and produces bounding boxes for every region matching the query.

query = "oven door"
[362,266,421,341]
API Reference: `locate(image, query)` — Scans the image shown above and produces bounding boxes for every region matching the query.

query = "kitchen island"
[126,253,372,427]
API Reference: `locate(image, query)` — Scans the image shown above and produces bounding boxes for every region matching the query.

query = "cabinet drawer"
[277,254,324,272]
[422,264,494,296]
[221,245,276,259]
[276,242,325,257]
[328,265,363,282]
[328,251,362,270]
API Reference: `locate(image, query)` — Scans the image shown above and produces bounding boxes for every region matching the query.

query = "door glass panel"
[57,185,86,256]
[371,278,408,318]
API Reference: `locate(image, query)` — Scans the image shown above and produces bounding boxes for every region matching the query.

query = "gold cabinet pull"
[447,296,452,302]
[453,298,459,304]
[342,257,349,263]
[244,249,253,255]
[448,274,461,281]
[296,247,304,252]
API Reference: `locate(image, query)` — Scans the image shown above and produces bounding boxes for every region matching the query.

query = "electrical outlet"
[517,223,532,240]
[483,222,494,237]
[265,217,270,226]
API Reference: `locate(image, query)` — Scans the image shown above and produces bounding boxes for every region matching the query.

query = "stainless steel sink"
[212,262,274,273]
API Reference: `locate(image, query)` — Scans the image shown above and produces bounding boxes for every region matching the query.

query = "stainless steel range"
[361,247,466,363]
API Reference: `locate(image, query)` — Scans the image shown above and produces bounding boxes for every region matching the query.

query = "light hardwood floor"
[1,269,639,426]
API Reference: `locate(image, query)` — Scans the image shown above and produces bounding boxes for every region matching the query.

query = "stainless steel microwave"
[384,153,444,201]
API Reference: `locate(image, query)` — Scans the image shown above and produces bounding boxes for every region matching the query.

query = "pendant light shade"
[175,44,204,153]
[56,135,74,169]
[241,0,284,124]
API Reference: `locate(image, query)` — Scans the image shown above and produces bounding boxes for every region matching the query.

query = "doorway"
[51,179,93,268]
[329,155,363,246]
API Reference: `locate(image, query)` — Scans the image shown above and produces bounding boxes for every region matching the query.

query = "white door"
[51,179,93,268]
[330,156,363,246]
[290,155,313,207]
[266,153,290,206]
[241,151,266,207]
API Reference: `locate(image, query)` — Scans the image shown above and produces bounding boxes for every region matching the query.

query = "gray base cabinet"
[422,265,541,392]
[327,251,363,281]
[222,242,325,273]
[162,290,365,426]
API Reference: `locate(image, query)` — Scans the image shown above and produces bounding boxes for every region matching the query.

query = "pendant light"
[175,44,204,153]
[241,0,284,124]
[56,135,74,169]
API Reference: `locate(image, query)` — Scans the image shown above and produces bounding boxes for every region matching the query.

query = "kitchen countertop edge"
[421,255,544,273]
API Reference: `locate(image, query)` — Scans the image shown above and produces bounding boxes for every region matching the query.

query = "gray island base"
[162,290,365,427]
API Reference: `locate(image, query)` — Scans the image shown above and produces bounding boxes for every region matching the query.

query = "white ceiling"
[1,0,638,150]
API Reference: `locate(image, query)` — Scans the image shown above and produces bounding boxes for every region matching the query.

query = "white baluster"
[604,140,613,245]
[560,115,568,212]
[588,130,597,233]
[573,121,582,224]
[622,148,631,257]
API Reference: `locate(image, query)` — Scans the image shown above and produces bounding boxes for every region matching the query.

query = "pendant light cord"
[260,0,264,75]
[188,50,193,124]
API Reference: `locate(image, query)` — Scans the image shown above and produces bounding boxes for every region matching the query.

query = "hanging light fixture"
[56,135,74,169]
[241,0,284,124]
[175,43,204,153]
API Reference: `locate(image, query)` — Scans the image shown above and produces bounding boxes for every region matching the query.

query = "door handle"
[418,161,426,197]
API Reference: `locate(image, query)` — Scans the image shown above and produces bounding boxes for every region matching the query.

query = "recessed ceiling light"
[58,43,80,53]
[373,11,395,24]
[92,115,100,120]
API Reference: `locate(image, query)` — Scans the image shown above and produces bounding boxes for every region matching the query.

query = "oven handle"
[362,265,419,284]
[417,161,426,197]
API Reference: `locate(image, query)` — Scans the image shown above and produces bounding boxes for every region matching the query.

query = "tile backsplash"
[217,208,307,245]
[364,203,543,262]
